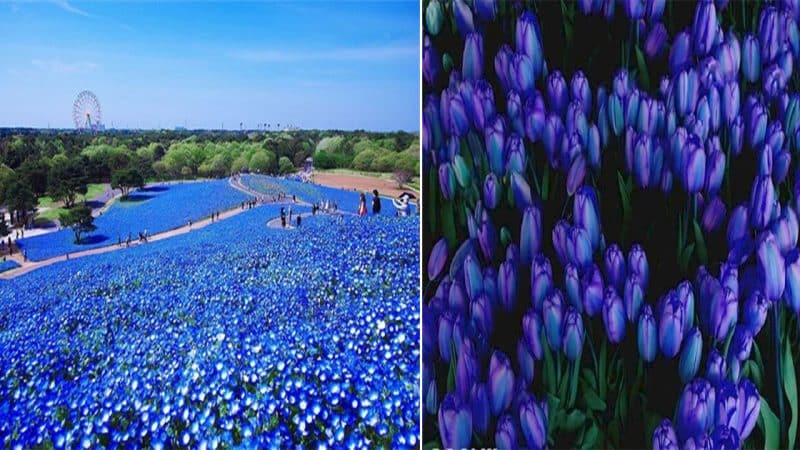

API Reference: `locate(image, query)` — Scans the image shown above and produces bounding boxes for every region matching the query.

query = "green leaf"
[422,440,441,450]
[543,328,556,395]
[784,342,798,450]
[693,220,708,265]
[426,169,438,235]
[759,395,780,450]
[599,341,607,399]
[568,359,580,409]
[616,377,628,421]
[581,423,600,450]
[617,172,630,213]
[635,46,650,90]
[441,200,456,249]
[542,159,550,201]
[743,360,763,389]
[681,243,695,270]
[442,52,454,73]
[500,227,512,248]
[581,368,597,393]
[563,409,586,432]
[584,387,607,411]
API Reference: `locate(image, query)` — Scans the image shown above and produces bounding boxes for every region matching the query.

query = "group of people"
[118,231,149,248]
[279,207,301,228]
[241,199,259,210]
[357,190,413,217]
[312,199,338,215]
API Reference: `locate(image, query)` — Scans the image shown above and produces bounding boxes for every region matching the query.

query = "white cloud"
[31,59,99,74]
[231,45,418,63]
[51,0,93,17]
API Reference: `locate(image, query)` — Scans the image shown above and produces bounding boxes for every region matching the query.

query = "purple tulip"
[524,91,546,142]
[758,231,786,300]
[604,244,627,293]
[561,306,585,361]
[701,196,726,232]
[759,6,783,64]
[519,395,548,449]
[495,414,518,449]
[510,53,535,98]
[571,70,592,116]
[721,82,740,126]
[737,379,760,440]
[679,327,703,383]
[628,244,649,290]
[711,425,740,448]
[670,30,693,75]
[742,33,761,82]
[552,219,570,268]
[474,0,496,21]
[675,68,699,118]
[438,162,455,200]
[683,137,707,194]
[463,33,484,82]
[423,36,440,87]
[530,254,553,311]
[638,303,657,362]
[498,259,517,312]
[453,0,475,37]
[438,393,472,450]
[582,264,604,317]
[785,249,800,313]
[653,419,679,450]
[522,308,544,360]
[706,348,727,385]
[715,380,740,430]
[633,134,653,188]
[677,378,716,442]
[547,70,568,116]
[494,44,513,93]
[543,289,565,351]
[428,238,449,281]
[511,171,533,208]
[568,225,593,270]
[677,280,696,334]
[564,263,582,312]
[471,294,493,336]
[468,382,490,435]
[748,102,768,150]
[478,209,496,261]
[624,273,645,324]
[505,132,526,174]
[485,115,505,177]
[543,113,564,167]
[658,291,685,358]
[488,351,514,416]
[515,11,544,78]
[603,286,627,344]
[771,204,799,253]
[645,22,668,59]
[624,0,645,20]
[730,114,744,155]
[483,173,501,210]
[464,254,483,302]
[743,290,769,336]
[711,286,738,342]
[731,325,753,362]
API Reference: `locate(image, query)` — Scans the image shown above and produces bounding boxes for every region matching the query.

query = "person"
[280,207,286,228]
[372,190,381,215]
[358,192,368,217]
[288,206,293,222]
[392,193,412,217]
[118,234,122,246]
[296,215,301,227]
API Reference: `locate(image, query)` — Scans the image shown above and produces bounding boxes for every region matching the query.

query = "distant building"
[304,157,314,172]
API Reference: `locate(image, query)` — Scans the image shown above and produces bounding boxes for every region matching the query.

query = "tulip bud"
[561,306,585,361]
[423,36,440,86]
[730,114,744,155]
[543,113,564,167]
[598,286,625,345]
[511,171,533,209]
[742,33,761,82]
[759,6,782,64]
[483,173,501,210]
[474,0,496,22]
[438,162,455,200]
[498,259,517,312]
[626,89,642,128]
[494,44,513,93]
[438,393,472,450]
[488,351,514,416]
[524,91,546,142]
[453,0,475,37]
[731,325,754,363]
[478,209,496,261]
[758,231,786,300]
[425,0,444,36]
[485,115,506,177]
[552,219,570,267]
[677,378,716,442]
[568,225,593,270]
[428,238,449,281]
[711,286,738,342]
[670,30,693,75]
[571,70,592,116]
[743,290,769,336]
[463,33,484,82]
[683,138,707,194]
[645,22,668,59]
[675,69,699,118]
[604,244,627,293]
[464,254,483,302]
[510,53,535,99]
[785,249,800,314]
[495,414,518,449]
[693,0,720,57]
[564,263,582,311]
[679,327,703,383]
[727,203,749,248]
[658,291,686,358]
[522,308,544,360]
[543,289,565,351]
[701,196,726,232]
[519,395,548,450]
[737,379,760,440]
[582,264,605,317]
[625,273,645,324]
[628,243,649,290]
[638,303,657,362]
[653,419,679,450]
[471,293,493,336]
[530,254,552,311]
[547,70,568,117]
[505,133,526,174]
[515,11,544,78]
[613,68,630,100]
[748,102,768,150]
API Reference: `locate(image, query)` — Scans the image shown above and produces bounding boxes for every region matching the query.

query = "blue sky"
[0,1,420,131]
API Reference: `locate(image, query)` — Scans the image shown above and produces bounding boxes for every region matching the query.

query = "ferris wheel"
[72,90,102,131]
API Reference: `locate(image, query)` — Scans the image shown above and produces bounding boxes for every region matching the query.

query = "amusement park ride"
[72,90,104,132]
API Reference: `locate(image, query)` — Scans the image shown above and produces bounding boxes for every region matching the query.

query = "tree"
[48,157,88,208]
[111,168,144,198]
[392,169,413,188]
[18,158,50,196]
[59,206,96,244]
[0,215,8,238]
[3,175,35,225]
[249,150,275,173]
[278,156,295,174]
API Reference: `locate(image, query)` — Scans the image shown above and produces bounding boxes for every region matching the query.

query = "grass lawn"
[35,183,109,222]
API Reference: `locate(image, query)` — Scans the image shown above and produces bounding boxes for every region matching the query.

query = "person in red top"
[358,192,368,217]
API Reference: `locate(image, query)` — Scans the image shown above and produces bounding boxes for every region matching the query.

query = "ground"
[313,169,419,198]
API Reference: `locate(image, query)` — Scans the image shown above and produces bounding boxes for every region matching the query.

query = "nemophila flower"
[453,0,475,37]
[645,22,668,58]
[742,33,761,82]
[530,254,553,311]
[743,290,769,336]
[495,414,518,449]
[561,306,585,361]
[439,393,472,450]
[544,289,565,351]
[603,285,627,343]
[737,379,760,440]
[757,231,786,300]
[679,327,703,383]
[677,378,716,442]
[515,11,544,79]
[653,419,679,450]
[638,304,657,362]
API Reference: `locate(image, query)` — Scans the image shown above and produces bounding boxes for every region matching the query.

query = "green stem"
[774,306,786,444]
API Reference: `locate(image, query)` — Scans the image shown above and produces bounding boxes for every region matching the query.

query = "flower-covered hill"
[0,204,420,449]
[17,180,251,262]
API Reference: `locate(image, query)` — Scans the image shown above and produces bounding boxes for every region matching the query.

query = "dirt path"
[312,172,418,199]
